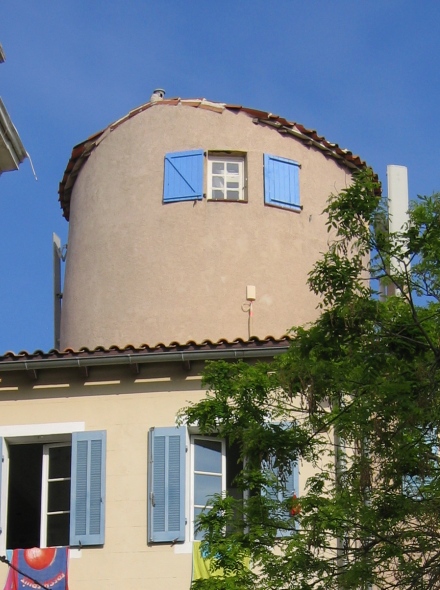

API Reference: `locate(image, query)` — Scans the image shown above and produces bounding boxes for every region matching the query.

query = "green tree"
[181,169,440,590]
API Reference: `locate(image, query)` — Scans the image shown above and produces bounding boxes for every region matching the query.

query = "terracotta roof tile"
[0,337,291,371]
[58,97,370,220]
[0,336,290,364]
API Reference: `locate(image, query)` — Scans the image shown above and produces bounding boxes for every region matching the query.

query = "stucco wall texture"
[60,103,352,350]
[0,361,318,590]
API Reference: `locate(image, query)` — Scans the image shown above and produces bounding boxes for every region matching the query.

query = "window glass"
[194,439,222,473]
[208,156,245,201]
[194,474,222,505]
[44,444,71,547]
[47,513,70,548]
[49,445,71,479]
[48,480,70,512]
[192,437,225,540]
[193,508,207,541]
[7,444,42,549]
[6,442,71,549]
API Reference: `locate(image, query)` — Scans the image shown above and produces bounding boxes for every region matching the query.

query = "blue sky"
[1,1,439,354]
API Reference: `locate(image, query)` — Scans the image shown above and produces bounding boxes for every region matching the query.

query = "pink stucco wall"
[60,102,352,349]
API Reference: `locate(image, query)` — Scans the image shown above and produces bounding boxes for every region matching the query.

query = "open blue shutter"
[148,426,186,543]
[403,430,437,498]
[263,455,299,538]
[163,150,204,203]
[264,153,300,210]
[70,431,106,546]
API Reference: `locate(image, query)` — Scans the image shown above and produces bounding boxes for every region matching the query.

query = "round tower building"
[58,95,365,350]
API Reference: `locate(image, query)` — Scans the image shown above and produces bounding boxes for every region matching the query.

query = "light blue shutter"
[263,456,299,538]
[264,153,300,210]
[70,430,106,546]
[403,430,437,498]
[163,150,204,203]
[148,426,186,543]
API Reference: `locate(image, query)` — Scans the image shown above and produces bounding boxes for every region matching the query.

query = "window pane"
[194,439,222,473]
[6,444,43,550]
[48,480,71,512]
[49,446,71,479]
[194,507,207,541]
[227,191,239,200]
[212,162,224,174]
[226,181,239,189]
[194,474,222,506]
[47,513,70,547]
[212,176,224,188]
[227,163,239,174]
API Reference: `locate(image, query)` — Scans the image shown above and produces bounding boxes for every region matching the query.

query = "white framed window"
[148,427,243,544]
[148,426,300,546]
[191,436,226,541]
[208,156,245,201]
[4,435,72,550]
[40,443,71,548]
[0,425,106,551]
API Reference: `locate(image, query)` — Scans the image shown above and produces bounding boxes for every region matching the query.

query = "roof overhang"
[0,97,26,173]
[0,338,290,375]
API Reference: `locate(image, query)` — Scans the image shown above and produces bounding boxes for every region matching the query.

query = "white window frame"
[40,442,72,548]
[0,422,84,556]
[190,435,226,541]
[207,155,245,202]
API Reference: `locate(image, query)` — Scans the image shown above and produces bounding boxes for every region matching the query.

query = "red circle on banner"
[23,548,56,570]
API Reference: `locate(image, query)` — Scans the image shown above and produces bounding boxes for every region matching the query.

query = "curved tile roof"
[0,336,291,371]
[58,97,368,220]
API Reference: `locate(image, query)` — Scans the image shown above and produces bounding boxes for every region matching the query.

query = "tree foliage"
[180,169,440,590]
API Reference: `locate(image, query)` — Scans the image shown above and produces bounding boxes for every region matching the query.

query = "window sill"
[173,540,193,554]
[206,199,248,204]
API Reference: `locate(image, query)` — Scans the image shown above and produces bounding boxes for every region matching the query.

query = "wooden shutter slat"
[70,431,106,546]
[148,426,186,543]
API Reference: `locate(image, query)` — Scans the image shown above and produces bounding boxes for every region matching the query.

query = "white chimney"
[150,88,166,103]
[387,165,409,293]
[387,165,409,237]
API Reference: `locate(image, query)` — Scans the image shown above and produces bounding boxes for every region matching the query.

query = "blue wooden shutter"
[403,429,437,498]
[148,426,186,543]
[163,150,204,203]
[70,430,106,546]
[262,455,299,538]
[264,153,300,210]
